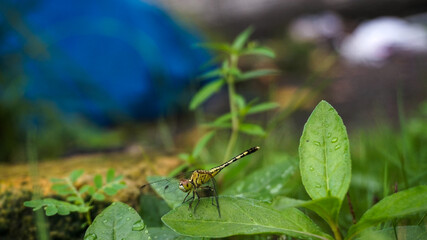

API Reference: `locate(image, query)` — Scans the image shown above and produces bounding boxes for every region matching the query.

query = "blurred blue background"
[1,0,209,125]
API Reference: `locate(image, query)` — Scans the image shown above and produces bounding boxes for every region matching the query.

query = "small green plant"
[24,168,126,226]
[182,27,279,164]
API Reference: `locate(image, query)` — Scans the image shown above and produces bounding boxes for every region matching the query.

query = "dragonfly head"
[179,179,192,192]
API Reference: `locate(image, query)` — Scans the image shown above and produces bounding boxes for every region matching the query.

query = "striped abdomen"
[209,146,260,177]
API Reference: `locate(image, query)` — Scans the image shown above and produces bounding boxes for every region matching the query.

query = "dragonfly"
[141,146,260,217]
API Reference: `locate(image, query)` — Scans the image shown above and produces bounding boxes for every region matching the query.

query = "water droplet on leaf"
[331,137,338,143]
[314,141,321,146]
[84,233,97,240]
[335,144,341,150]
[132,220,145,231]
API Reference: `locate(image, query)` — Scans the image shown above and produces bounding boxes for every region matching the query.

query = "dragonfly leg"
[193,191,201,214]
[188,191,195,209]
[182,191,191,203]
[210,177,221,217]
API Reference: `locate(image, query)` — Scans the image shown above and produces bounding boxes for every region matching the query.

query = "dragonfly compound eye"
[179,180,192,192]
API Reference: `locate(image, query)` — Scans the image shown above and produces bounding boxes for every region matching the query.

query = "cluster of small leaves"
[180,27,279,164]
[24,169,126,218]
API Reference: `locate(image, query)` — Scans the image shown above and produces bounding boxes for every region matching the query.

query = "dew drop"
[132,220,145,231]
[315,185,321,188]
[335,144,341,150]
[327,132,331,138]
[126,217,131,221]
[103,219,108,224]
[84,233,97,240]
[309,167,314,171]
[189,213,193,217]
[313,141,321,146]
[331,137,338,143]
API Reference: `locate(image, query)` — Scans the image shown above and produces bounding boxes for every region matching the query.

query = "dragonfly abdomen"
[209,146,260,177]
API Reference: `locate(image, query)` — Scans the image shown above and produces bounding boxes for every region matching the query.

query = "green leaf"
[79,184,91,194]
[192,131,216,158]
[242,47,276,58]
[239,123,266,136]
[106,169,115,183]
[162,197,332,239]
[246,102,279,115]
[213,113,232,125]
[104,187,118,196]
[346,185,427,240]
[84,202,150,240]
[24,199,44,210]
[111,183,127,191]
[45,205,58,216]
[93,192,105,201]
[238,69,279,81]
[273,196,341,228]
[94,174,103,189]
[87,186,96,195]
[299,100,351,201]
[51,183,73,196]
[198,68,222,80]
[69,169,84,183]
[232,27,254,51]
[66,196,80,203]
[224,161,296,200]
[189,79,225,110]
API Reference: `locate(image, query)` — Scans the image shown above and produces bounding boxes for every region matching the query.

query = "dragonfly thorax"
[179,179,193,192]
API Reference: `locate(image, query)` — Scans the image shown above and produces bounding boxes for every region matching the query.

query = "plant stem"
[85,211,92,225]
[329,221,342,240]
[223,54,239,161]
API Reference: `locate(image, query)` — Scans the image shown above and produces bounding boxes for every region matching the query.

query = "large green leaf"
[299,100,351,201]
[224,161,297,201]
[189,79,225,110]
[84,202,150,240]
[346,185,427,240]
[162,196,332,239]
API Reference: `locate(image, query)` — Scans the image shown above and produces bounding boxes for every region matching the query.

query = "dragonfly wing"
[143,175,188,209]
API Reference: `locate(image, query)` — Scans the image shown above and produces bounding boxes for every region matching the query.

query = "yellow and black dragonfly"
[141,146,260,217]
